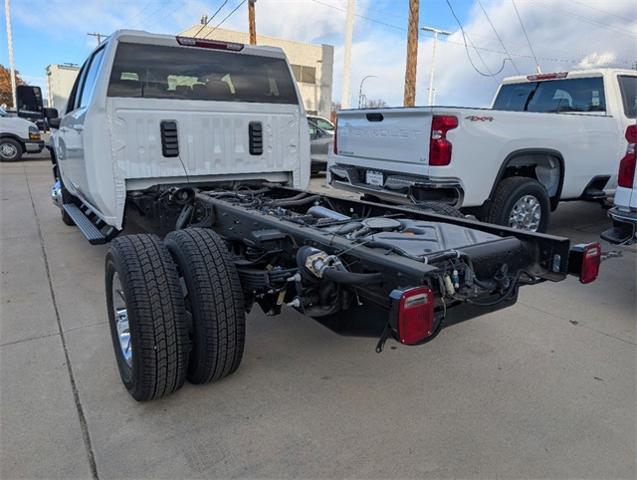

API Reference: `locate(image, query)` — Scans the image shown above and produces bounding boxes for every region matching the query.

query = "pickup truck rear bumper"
[329,164,463,206]
[601,207,636,245]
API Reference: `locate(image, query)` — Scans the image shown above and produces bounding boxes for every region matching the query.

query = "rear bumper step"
[63,204,118,245]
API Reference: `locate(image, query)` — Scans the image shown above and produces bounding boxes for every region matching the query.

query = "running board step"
[63,203,115,245]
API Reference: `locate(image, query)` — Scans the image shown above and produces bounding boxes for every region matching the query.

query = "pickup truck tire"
[0,138,22,162]
[105,234,190,401]
[165,228,246,385]
[486,177,550,232]
[413,201,465,218]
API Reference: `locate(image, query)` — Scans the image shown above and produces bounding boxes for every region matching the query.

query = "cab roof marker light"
[526,72,568,81]
[175,36,244,51]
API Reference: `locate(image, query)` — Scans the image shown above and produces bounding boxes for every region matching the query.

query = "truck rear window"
[617,75,636,118]
[107,42,299,105]
[493,77,606,113]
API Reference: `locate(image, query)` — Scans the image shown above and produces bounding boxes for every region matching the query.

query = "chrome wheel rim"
[509,194,541,231]
[112,273,132,367]
[1,142,17,159]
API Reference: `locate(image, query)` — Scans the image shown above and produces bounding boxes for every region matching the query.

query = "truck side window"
[492,82,537,111]
[527,77,606,113]
[65,62,88,114]
[617,75,636,119]
[78,48,106,109]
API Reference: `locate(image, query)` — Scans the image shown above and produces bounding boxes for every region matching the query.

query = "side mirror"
[48,117,61,129]
[17,85,44,120]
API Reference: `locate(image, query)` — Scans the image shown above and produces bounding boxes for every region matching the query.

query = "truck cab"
[50,30,310,230]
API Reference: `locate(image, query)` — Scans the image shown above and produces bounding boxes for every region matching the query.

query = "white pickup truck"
[329,69,637,232]
[44,30,601,401]
[0,107,44,161]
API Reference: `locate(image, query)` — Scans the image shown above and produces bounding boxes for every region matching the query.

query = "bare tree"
[365,98,388,108]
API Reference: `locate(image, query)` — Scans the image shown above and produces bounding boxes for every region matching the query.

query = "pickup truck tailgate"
[337,109,432,168]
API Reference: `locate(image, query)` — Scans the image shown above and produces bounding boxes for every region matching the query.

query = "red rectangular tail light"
[568,243,601,284]
[618,125,636,188]
[390,287,435,345]
[429,115,458,166]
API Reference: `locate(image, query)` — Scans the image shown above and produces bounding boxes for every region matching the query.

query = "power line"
[572,0,628,23]
[310,0,634,68]
[193,0,229,38]
[133,0,176,29]
[126,0,154,25]
[446,0,505,79]
[511,0,540,73]
[477,0,520,74]
[203,0,247,39]
[535,0,637,38]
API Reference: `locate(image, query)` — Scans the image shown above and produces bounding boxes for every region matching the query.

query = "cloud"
[11,0,637,109]
[340,0,637,107]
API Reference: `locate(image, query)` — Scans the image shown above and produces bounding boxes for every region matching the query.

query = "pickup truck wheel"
[0,138,22,162]
[165,228,246,385]
[105,234,190,401]
[486,177,550,232]
[413,201,465,218]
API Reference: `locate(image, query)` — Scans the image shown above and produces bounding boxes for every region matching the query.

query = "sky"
[2,0,636,108]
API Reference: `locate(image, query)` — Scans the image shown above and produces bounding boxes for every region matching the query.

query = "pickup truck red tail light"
[429,115,458,166]
[391,287,435,344]
[618,124,636,188]
[568,242,601,284]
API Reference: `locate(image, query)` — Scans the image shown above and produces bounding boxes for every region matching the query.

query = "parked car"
[47,30,600,402]
[308,118,332,174]
[0,106,44,162]
[308,114,335,133]
[329,69,637,232]
[602,121,637,244]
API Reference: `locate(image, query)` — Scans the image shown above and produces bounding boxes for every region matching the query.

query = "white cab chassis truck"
[330,70,637,233]
[49,31,601,401]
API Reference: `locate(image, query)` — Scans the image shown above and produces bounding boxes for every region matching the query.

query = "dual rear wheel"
[105,229,245,401]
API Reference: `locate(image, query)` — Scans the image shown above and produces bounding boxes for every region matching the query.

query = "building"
[180,25,334,118]
[45,63,79,112]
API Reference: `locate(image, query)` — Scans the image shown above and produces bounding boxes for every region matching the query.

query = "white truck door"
[64,47,106,196]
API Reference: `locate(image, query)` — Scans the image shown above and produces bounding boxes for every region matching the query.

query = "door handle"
[72,125,84,131]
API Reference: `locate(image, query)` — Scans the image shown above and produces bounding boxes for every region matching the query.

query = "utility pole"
[4,0,17,109]
[87,32,107,45]
[341,0,355,109]
[421,26,450,106]
[248,0,256,45]
[403,0,419,107]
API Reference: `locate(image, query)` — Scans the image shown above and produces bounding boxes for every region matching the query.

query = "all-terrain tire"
[485,177,550,232]
[0,138,22,162]
[413,201,465,218]
[105,234,190,401]
[165,228,246,385]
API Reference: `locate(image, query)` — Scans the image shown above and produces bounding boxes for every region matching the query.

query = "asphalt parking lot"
[1,155,636,479]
